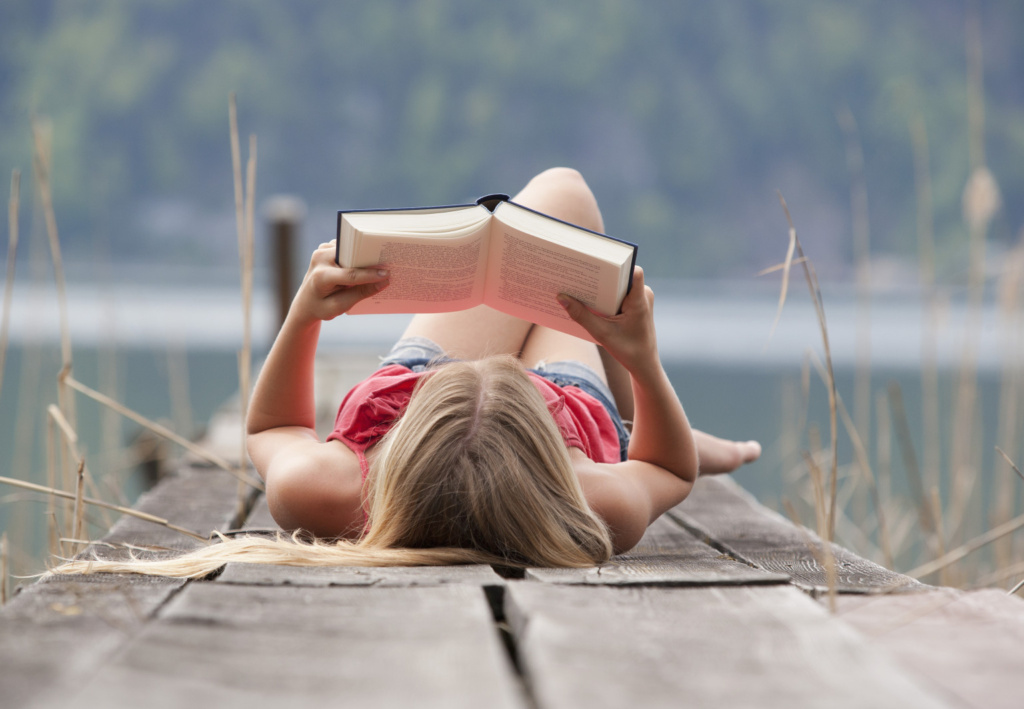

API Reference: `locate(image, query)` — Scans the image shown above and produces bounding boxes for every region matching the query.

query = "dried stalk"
[29,119,72,372]
[993,244,1024,569]
[802,451,828,538]
[971,558,1024,588]
[0,532,7,605]
[809,352,893,567]
[31,117,79,510]
[766,218,797,343]
[996,446,1024,484]
[909,115,942,497]
[757,256,807,277]
[950,4,1000,549]
[71,459,86,555]
[46,404,58,557]
[837,105,872,452]
[875,391,893,518]
[887,383,937,544]
[930,486,948,586]
[907,508,1024,580]
[61,374,262,490]
[0,169,20,401]
[776,193,839,542]
[230,95,258,518]
[1009,578,1024,597]
[46,404,113,529]
[0,475,207,542]
[239,133,257,515]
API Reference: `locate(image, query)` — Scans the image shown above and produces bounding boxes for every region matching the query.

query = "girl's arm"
[245,243,388,537]
[247,242,390,439]
[558,267,700,551]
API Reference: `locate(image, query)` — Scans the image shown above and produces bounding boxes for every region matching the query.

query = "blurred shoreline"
[1,268,1020,371]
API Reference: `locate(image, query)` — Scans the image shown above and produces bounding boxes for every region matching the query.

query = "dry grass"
[230,93,258,518]
[772,193,840,552]
[837,105,872,449]
[773,17,1023,588]
[0,100,264,573]
[0,474,206,542]
[0,170,20,403]
[0,532,8,605]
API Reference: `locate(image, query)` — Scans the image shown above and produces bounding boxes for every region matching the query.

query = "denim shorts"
[380,336,630,461]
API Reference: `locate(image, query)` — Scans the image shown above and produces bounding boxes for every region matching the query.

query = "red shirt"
[326,364,620,480]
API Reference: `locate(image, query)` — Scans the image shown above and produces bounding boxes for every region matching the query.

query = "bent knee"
[522,167,604,232]
[530,166,587,189]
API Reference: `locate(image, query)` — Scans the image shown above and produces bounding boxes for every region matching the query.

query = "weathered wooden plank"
[831,589,1024,709]
[0,449,259,705]
[672,476,925,593]
[505,583,951,709]
[0,574,184,708]
[82,465,257,561]
[217,561,507,587]
[240,490,277,530]
[526,514,789,586]
[58,582,525,709]
[219,493,507,587]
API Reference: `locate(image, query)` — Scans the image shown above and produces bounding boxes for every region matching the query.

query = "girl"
[59,167,760,576]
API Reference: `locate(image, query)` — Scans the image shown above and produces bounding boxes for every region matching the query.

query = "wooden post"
[264,196,306,330]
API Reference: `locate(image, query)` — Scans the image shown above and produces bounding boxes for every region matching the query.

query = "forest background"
[2,0,1022,281]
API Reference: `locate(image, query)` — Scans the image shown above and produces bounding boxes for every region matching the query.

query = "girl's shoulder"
[261,436,367,540]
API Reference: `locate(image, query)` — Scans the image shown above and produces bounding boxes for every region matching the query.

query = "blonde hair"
[53,357,613,578]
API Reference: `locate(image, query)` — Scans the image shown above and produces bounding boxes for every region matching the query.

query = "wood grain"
[239,491,276,530]
[92,465,257,558]
[673,476,925,593]
[217,561,506,587]
[832,589,1024,709]
[506,583,951,709]
[0,574,183,708]
[526,514,789,586]
[220,493,508,587]
[59,582,525,709]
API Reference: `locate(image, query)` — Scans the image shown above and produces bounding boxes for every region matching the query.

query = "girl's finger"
[318,265,389,289]
[324,278,390,314]
[556,293,608,340]
[623,266,646,306]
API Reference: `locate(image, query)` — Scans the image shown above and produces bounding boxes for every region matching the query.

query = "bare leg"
[520,325,606,381]
[599,348,635,422]
[399,167,605,360]
[693,430,762,475]
[516,168,636,419]
[399,305,533,360]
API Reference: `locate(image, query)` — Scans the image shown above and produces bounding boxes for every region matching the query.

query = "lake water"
[2,277,1021,579]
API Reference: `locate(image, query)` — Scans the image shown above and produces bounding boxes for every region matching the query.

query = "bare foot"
[693,429,762,476]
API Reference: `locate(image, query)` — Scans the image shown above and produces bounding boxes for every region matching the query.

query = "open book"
[335,194,638,342]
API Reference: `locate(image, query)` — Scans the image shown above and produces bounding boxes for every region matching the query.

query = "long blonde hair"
[53,357,613,578]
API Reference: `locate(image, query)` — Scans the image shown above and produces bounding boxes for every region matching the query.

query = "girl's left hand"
[292,241,390,323]
[557,266,659,374]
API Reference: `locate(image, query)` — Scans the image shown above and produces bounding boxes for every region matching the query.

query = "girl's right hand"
[292,241,390,323]
[557,265,659,373]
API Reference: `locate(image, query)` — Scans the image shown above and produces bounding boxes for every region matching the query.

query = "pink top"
[326,364,621,480]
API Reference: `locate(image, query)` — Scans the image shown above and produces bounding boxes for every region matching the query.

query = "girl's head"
[363,356,613,567]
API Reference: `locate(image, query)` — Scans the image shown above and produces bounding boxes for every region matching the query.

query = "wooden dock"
[2,354,1023,708]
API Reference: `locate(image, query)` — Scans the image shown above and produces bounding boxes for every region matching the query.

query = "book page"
[482,227,627,342]
[346,229,489,315]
